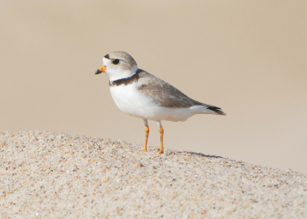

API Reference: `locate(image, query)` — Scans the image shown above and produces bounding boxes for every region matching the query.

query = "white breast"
[110,84,158,119]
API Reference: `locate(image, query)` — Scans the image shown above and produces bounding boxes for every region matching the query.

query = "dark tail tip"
[207,106,226,115]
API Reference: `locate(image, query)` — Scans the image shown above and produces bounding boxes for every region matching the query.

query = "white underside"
[110,83,215,122]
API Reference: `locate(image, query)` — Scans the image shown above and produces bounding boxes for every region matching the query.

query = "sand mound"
[1,131,306,218]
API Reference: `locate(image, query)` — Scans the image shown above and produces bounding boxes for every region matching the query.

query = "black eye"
[112,59,120,65]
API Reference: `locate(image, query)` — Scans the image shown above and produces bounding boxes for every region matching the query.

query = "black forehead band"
[104,54,110,59]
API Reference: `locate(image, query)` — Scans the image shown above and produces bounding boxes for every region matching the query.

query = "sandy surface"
[1,131,306,218]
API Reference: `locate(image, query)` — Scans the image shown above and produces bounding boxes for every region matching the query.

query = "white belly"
[109,84,195,122]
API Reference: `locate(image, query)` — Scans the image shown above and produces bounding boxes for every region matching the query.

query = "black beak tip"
[95,69,102,75]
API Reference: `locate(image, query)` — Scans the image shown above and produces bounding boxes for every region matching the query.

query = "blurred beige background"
[1,1,306,174]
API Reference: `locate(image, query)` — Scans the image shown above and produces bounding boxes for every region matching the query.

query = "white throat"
[107,64,138,82]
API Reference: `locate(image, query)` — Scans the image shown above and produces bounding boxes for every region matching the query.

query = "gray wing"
[136,70,204,108]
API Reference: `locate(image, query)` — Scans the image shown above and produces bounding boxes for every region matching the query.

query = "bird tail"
[190,104,226,116]
[207,105,226,115]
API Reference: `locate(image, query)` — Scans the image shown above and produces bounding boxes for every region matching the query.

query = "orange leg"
[141,120,149,152]
[157,122,164,154]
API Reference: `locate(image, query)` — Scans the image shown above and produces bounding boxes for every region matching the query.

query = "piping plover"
[95,51,225,154]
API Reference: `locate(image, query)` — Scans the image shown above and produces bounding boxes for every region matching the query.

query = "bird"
[95,51,225,154]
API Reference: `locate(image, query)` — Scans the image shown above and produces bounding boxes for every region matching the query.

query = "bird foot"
[157,150,164,154]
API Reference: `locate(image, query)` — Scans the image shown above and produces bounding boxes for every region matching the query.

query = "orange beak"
[95,65,107,75]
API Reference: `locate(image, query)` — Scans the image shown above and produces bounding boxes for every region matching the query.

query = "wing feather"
[136,70,204,108]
